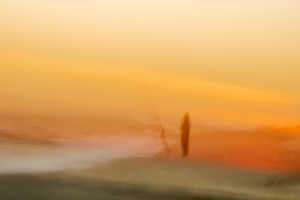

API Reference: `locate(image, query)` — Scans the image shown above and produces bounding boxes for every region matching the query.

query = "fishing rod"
[137,70,170,156]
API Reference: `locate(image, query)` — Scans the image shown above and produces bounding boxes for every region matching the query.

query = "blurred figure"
[180,112,191,157]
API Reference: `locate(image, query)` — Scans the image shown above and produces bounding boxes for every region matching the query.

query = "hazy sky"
[1,0,300,127]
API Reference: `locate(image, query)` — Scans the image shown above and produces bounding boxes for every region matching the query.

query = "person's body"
[180,112,190,157]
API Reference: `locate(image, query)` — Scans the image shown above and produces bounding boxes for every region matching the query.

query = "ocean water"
[0,137,161,174]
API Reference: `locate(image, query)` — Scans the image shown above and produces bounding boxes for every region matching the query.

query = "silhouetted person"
[180,112,190,157]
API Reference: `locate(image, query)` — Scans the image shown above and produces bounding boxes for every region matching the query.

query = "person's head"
[183,112,190,121]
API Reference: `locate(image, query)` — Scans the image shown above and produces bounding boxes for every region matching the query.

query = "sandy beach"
[0,138,300,200]
[1,157,300,200]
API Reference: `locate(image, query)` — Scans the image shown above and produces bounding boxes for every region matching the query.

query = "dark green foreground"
[0,158,299,200]
[0,174,253,200]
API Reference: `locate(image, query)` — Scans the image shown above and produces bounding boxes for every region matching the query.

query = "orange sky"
[1,0,300,127]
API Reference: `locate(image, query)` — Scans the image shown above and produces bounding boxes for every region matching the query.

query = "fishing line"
[136,70,170,156]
